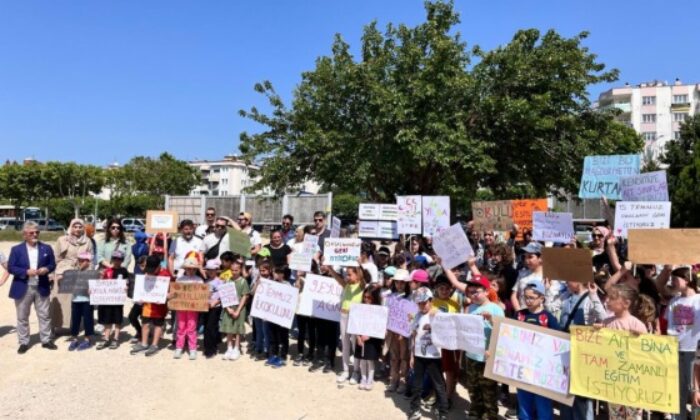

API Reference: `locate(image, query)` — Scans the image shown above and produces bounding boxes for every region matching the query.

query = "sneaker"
[422,393,436,408]
[408,410,421,420]
[265,356,276,366]
[77,340,92,351]
[254,352,267,361]
[174,349,183,359]
[17,344,29,354]
[230,347,241,361]
[396,383,407,394]
[504,408,518,419]
[308,360,322,372]
[189,350,197,360]
[130,337,140,344]
[96,340,110,350]
[336,371,349,384]
[222,349,232,361]
[302,355,313,366]
[271,357,286,369]
[322,362,333,374]
[41,342,58,350]
[109,341,119,350]
[348,372,360,386]
[365,381,374,391]
[130,343,148,355]
[293,354,304,366]
[144,345,160,357]
[358,379,367,390]
[68,340,80,351]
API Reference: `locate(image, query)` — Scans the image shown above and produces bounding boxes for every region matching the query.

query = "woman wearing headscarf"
[589,225,622,274]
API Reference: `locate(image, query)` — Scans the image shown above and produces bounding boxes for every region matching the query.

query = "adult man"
[168,219,204,277]
[313,211,332,253]
[200,217,231,261]
[237,212,262,257]
[195,207,217,239]
[281,214,295,244]
[4,221,58,353]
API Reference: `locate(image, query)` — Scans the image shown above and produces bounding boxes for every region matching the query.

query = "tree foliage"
[239,1,641,205]
[661,115,700,227]
[108,152,200,198]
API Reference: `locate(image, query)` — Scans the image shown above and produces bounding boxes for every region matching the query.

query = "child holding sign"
[250,261,272,360]
[220,260,250,361]
[130,256,172,357]
[266,266,292,368]
[96,250,129,350]
[203,259,223,358]
[355,288,384,390]
[67,252,96,351]
[172,257,204,360]
[387,269,411,394]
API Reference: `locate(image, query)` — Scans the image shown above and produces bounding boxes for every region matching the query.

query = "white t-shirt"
[666,294,700,352]
[412,312,441,359]
[512,269,543,308]
[169,236,203,272]
[362,261,379,284]
[200,233,230,259]
[243,228,262,248]
[26,243,39,285]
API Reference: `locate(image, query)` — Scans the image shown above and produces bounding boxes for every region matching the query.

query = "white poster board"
[431,312,486,354]
[432,223,474,269]
[397,195,422,234]
[359,203,380,220]
[358,220,398,240]
[296,274,342,322]
[422,196,450,237]
[614,201,671,238]
[289,234,318,272]
[347,303,389,339]
[250,279,299,329]
[532,212,575,244]
[132,275,170,304]
[88,279,127,305]
[330,216,341,238]
[218,282,240,308]
[323,238,361,267]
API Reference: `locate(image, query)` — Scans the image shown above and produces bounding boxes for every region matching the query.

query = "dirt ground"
[0,240,512,420]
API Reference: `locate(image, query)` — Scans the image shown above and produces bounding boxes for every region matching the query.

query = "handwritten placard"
[613,201,671,238]
[397,195,422,234]
[386,295,418,338]
[250,279,299,329]
[289,234,318,272]
[432,312,487,355]
[379,204,398,221]
[358,203,380,220]
[330,216,341,238]
[323,238,361,267]
[422,196,450,237]
[628,229,700,265]
[146,210,179,234]
[432,223,474,269]
[168,283,209,312]
[472,200,513,232]
[542,248,594,284]
[532,212,575,244]
[88,279,127,305]
[485,317,574,406]
[218,282,239,308]
[296,274,342,322]
[569,326,679,413]
[132,275,170,304]
[59,270,101,295]
[347,303,389,339]
[620,170,668,202]
[578,154,641,199]
[512,199,549,239]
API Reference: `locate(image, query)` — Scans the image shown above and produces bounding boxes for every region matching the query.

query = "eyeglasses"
[591,234,604,238]
[110,226,121,231]
[205,213,215,217]
[238,218,248,222]
[26,231,39,236]
[314,218,324,222]
[215,224,227,229]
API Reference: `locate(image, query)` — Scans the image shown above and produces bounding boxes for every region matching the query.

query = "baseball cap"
[413,255,428,267]
[383,266,397,277]
[414,286,433,303]
[525,280,546,296]
[377,246,391,256]
[205,259,220,270]
[411,269,430,283]
[393,269,410,282]
[182,257,200,269]
[522,242,543,255]
[466,274,490,290]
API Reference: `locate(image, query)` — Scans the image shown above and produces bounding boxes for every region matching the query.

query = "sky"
[1,1,698,166]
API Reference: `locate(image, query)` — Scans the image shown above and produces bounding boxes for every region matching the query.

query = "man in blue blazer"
[5,220,58,353]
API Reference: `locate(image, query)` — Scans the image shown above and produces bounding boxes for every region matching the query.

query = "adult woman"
[51,219,93,331]
[97,217,132,269]
[409,237,433,267]
[589,226,621,274]
[263,229,292,269]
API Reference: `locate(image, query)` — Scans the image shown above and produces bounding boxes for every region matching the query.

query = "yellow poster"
[570,326,679,413]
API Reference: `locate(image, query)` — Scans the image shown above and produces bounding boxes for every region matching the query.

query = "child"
[219,252,235,281]
[515,280,559,420]
[510,242,543,312]
[387,268,411,394]
[407,287,448,420]
[266,266,292,368]
[128,256,147,343]
[203,259,223,358]
[355,288,384,390]
[250,261,272,360]
[293,269,317,367]
[220,259,250,361]
[96,250,129,350]
[130,255,172,357]
[432,275,462,407]
[68,252,96,351]
[172,257,204,360]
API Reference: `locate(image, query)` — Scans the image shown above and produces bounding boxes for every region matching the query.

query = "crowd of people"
[0,208,698,420]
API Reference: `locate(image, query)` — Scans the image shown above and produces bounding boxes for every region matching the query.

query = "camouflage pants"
[465,357,499,419]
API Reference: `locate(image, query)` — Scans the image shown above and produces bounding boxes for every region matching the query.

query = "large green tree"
[239,1,641,206]
[110,152,200,198]
[43,162,106,218]
[661,115,700,227]
[0,162,48,219]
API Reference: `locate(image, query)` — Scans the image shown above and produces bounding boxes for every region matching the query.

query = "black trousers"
[203,306,222,356]
[410,357,448,416]
[315,319,338,366]
[268,322,289,359]
[128,303,143,339]
[296,315,316,357]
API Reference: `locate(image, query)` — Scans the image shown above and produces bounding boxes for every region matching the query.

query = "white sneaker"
[222,349,232,361]
[349,372,360,386]
[230,347,241,361]
[358,378,367,390]
[189,350,197,360]
[336,371,349,383]
[365,380,374,391]
[173,349,183,359]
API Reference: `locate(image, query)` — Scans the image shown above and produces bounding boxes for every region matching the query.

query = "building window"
[642,96,656,105]
[674,131,681,140]
[642,132,657,141]
[642,114,656,123]
[673,94,689,104]
[673,112,687,122]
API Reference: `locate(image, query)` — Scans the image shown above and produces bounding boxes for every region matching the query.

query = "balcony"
[671,102,691,111]
[599,102,631,113]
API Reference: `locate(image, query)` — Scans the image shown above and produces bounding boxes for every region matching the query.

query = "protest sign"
[250,279,299,329]
[323,238,361,267]
[578,154,641,199]
[542,248,593,284]
[59,270,100,295]
[613,201,671,238]
[379,204,398,221]
[296,274,342,322]
[227,228,252,259]
[472,200,513,232]
[422,196,450,237]
[385,296,418,338]
[145,210,179,234]
[620,170,669,202]
[432,223,474,269]
[132,275,170,304]
[358,220,398,240]
[347,303,389,339]
[218,282,239,308]
[628,229,700,264]
[485,317,574,406]
[397,195,422,234]
[512,199,548,240]
[532,212,575,243]
[432,313,487,355]
[289,234,318,272]
[330,216,341,238]
[88,279,127,305]
[358,203,380,220]
[569,326,679,413]
[167,283,209,312]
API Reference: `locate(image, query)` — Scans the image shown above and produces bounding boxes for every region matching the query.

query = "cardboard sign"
[397,195,422,234]
[145,210,179,234]
[323,238,361,267]
[422,196,450,237]
[485,317,574,406]
[347,303,389,339]
[88,279,127,305]
[432,312,487,355]
[250,279,299,329]
[512,199,549,239]
[620,170,668,202]
[358,220,398,240]
[289,234,318,272]
[542,248,593,284]
[472,200,513,232]
[218,282,239,308]
[578,154,641,199]
[227,228,252,259]
[628,229,700,264]
[613,201,671,238]
[358,203,380,220]
[167,282,209,312]
[533,212,575,244]
[330,216,341,238]
[386,295,418,338]
[569,326,679,413]
[432,223,474,269]
[132,275,170,304]
[59,270,101,294]
[296,274,342,322]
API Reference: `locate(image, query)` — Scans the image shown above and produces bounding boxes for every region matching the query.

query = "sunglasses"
[206,213,215,217]
[215,224,227,229]
[26,231,39,236]
[591,234,604,238]
[110,226,121,230]
[314,218,324,222]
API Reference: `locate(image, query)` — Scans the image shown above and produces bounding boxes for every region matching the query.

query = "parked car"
[121,218,146,232]
[35,218,66,232]
[0,218,22,231]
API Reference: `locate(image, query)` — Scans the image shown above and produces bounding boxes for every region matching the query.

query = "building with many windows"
[597,79,700,159]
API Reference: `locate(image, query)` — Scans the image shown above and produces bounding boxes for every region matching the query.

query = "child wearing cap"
[95,250,129,350]
[510,242,544,312]
[432,274,464,408]
[387,268,412,394]
[171,257,204,360]
[409,269,430,298]
[515,280,559,420]
[407,287,448,420]
[68,252,96,351]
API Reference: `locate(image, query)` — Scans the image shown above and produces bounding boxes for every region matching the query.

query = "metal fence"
[164,193,333,226]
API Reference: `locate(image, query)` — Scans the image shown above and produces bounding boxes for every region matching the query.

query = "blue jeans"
[70,301,95,337]
[517,389,553,420]
[558,397,593,420]
[253,317,269,354]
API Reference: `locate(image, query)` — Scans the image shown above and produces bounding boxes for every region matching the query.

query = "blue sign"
[578,154,641,199]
